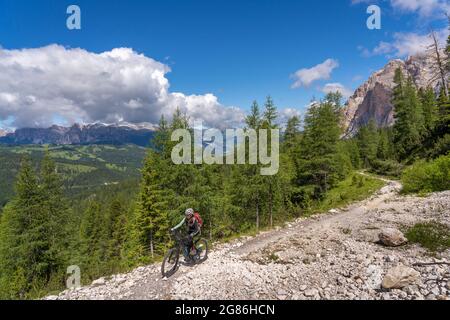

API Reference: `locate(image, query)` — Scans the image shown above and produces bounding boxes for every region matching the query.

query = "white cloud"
[352,0,449,18]
[351,0,373,4]
[291,59,339,89]
[322,83,354,98]
[0,45,245,129]
[390,0,449,17]
[362,28,449,58]
[273,108,301,130]
[279,107,301,123]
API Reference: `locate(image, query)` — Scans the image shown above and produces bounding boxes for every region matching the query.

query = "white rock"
[304,289,319,297]
[382,265,420,289]
[92,278,106,287]
[378,228,408,247]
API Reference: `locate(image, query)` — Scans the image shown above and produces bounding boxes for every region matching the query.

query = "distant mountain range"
[343,51,443,137]
[0,51,444,145]
[0,123,156,147]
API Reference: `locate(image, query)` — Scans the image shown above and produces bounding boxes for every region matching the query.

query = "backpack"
[194,212,203,228]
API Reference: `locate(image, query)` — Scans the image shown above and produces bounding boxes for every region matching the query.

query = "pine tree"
[377,129,391,161]
[229,101,265,230]
[0,157,42,298]
[79,200,105,278]
[246,101,261,130]
[284,116,301,151]
[357,119,379,166]
[419,87,438,132]
[107,199,127,263]
[39,151,70,280]
[262,97,282,228]
[152,114,170,155]
[437,87,450,122]
[297,93,343,197]
[263,96,278,128]
[129,150,169,263]
[392,70,425,160]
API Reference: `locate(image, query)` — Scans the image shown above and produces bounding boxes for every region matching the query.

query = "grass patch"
[56,163,96,174]
[310,172,385,214]
[49,150,81,161]
[341,228,352,235]
[106,163,126,172]
[406,221,450,252]
[268,252,280,262]
[401,154,450,194]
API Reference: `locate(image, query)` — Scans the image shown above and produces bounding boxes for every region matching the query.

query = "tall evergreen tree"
[357,119,379,166]
[39,151,70,280]
[284,116,301,151]
[392,70,425,160]
[297,93,343,196]
[437,87,450,123]
[246,101,261,130]
[0,154,68,298]
[79,200,107,279]
[130,150,169,263]
[377,129,391,161]
[0,157,41,298]
[107,199,127,263]
[419,87,438,132]
[230,101,265,230]
[263,96,278,128]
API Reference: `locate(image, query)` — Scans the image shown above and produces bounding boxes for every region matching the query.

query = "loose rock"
[378,228,408,247]
[382,265,420,289]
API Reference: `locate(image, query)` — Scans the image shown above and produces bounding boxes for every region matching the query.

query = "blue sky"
[0,0,448,129]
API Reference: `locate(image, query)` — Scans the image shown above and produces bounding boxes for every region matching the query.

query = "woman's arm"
[171,217,186,231]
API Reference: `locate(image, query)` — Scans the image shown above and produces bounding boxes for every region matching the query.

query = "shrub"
[406,222,450,252]
[369,159,403,177]
[428,134,450,159]
[401,154,450,194]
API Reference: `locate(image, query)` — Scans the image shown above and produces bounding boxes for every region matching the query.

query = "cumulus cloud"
[352,0,449,18]
[390,0,449,17]
[0,45,245,129]
[351,0,374,5]
[322,83,354,98]
[291,59,339,89]
[360,28,449,58]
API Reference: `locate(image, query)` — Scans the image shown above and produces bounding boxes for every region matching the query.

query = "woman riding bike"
[171,208,201,264]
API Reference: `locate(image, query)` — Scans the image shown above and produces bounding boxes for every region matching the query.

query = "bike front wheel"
[161,247,180,278]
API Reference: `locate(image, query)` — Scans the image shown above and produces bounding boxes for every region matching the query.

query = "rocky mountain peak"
[343,52,442,137]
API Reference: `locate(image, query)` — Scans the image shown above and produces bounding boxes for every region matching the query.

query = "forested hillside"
[350,66,450,186]
[0,144,146,206]
[0,93,364,298]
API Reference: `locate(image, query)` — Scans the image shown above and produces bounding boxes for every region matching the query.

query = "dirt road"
[48,179,450,300]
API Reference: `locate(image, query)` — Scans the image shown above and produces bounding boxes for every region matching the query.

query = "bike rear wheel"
[161,248,179,277]
[194,239,208,263]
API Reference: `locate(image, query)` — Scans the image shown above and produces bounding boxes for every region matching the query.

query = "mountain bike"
[161,228,208,278]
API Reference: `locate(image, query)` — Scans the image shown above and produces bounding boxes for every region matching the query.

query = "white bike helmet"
[185,208,194,218]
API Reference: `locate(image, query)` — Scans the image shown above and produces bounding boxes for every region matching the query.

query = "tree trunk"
[269,187,273,229]
[150,231,154,259]
[209,213,213,241]
[430,30,449,97]
[256,196,260,231]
